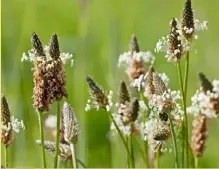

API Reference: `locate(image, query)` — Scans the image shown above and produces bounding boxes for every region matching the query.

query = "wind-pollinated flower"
[144,119,170,142]
[191,114,207,156]
[181,0,194,41]
[129,34,140,54]
[118,34,155,83]
[49,33,60,60]
[85,76,113,111]
[31,32,45,57]
[36,140,72,161]
[155,1,208,61]
[22,33,73,111]
[118,81,130,105]
[1,96,13,147]
[62,102,79,144]
[198,72,213,94]
[168,18,182,63]
[188,74,219,118]
[1,96,25,147]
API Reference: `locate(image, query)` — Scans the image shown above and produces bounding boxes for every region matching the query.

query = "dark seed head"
[198,73,213,94]
[49,33,60,59]
[129,34,140,54]
[118,81,130,105]
[31,32,45,56]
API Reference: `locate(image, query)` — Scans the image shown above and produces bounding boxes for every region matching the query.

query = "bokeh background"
[1,0,219,167]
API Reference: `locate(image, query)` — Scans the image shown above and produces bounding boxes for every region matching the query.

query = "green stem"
[107,112,134,168]
[194,156,198,168]
[155,144,161,168]
[4,146,9,168]
[134,138,149,167]
[130,124,135,168]
[125,136,130,168]
[177,62,189,167]
[183,52,190,167]
[168,110,179,168]
[70,143,78,168]
[54,101,61,168]
[76,158,87,168]
[38,111,47,168]
[181,123,185,168]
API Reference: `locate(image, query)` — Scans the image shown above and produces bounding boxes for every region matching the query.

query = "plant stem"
[194,156,198,168]
[125,136,130,168]
[76,158,87,168]
[4,146,9,168]
[183,52,190,167]
[181,124,185,168]
[130,124,135,168]
[134,138,149,167]
[38,111,47,168]
[107,112,134,168]
[177,62,189,167]
[54,101,61,168]
[168,110,179,168]
[155,144,161,168]
[70,143,78,168]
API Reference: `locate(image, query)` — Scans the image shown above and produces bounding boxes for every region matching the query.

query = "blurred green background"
[1,0,219,168]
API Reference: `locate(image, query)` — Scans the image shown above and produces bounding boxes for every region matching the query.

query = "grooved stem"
[54,101,61,168]
[38,111,47,168]
[70,143,78,168]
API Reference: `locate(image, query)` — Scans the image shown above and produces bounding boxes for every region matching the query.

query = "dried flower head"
[22,33,72,111]
[1,96,13,147]
[144,66,155,99]
[191,114,207,156]
[118,98,139,125]
[85,76,113,111]
[168,18,183,63]
[1,96,25,147]
[188,74,219,118]
[118,81,130,105]
[36,140,71,161]
[144,119,170,141]
[62,102,79,144]
[181,0,194,41]
[118,35,155,82]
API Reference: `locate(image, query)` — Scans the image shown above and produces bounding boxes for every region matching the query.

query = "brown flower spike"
[1,96,13,147]
[191,114,207,156]
[32,33,67,112]
[198,72,213,94]
[181,0,194,41]
[168,18,182,63]
[118,81,130,105]
[127,34,146,81]
[86,76,108,109]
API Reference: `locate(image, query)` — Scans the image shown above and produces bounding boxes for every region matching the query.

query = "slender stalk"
[177,62,189,167]
[194,156,198,168]
[167,110,179,168]
[155,144,161,168]
[181,124,185,168]
[130,124,135,168]
[76,158,87,168]
[4,147,9,168]
[125,136,131,168]
[70,143,78,168]
[38,111,47,168]
[54,101,61,168]
[107,112,134,168]
[183,52,190,167]
[134,138,149,167]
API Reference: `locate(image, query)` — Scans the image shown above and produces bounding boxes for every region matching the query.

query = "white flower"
[118,51,155,68]
[9,116,25,134]
[131,74,146,91]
